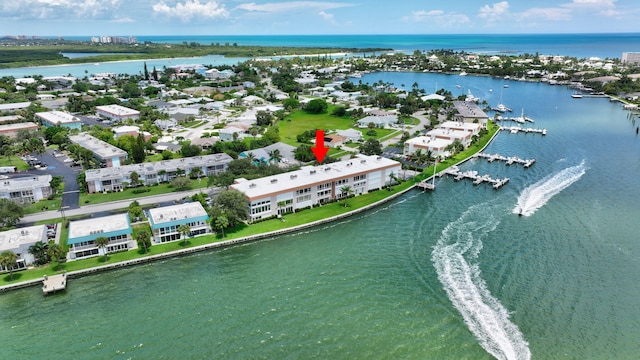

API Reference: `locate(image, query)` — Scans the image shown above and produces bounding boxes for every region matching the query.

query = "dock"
[474,152,536,168]
[42,272,67,295]
[443,166,509,189]
[500,126,546,135]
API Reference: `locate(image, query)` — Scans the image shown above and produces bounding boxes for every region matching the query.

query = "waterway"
[1,73,639,359]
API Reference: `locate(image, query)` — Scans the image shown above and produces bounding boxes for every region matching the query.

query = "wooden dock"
[474,152,536,168]
[42,273,66,295]
[443,166,509,189]
[500,126,546,135]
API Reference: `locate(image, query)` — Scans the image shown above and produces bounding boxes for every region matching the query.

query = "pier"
[500,126,547,135]
[442,166,509,189]
[474,152,536,168]
[42,272,67,295]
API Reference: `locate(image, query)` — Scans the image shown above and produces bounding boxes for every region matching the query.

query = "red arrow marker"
[311,129,329,163]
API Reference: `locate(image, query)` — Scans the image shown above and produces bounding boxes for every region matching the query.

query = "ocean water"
[1,72,639,359]
[2,33,639,79]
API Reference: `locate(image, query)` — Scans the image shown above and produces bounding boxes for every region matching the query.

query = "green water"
[2,74,640,359]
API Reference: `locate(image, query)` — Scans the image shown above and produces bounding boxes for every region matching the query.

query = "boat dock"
[474,152,536,168]
[443,166,510,189]
[42,272,66,295]
[500,126,547,135]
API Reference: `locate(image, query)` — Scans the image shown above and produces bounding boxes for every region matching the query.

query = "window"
[295,187,311,195]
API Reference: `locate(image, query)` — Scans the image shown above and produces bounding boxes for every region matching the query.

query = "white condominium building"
[230,154,401,222]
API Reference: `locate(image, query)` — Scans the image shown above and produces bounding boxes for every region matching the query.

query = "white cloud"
[478,1,509,22]
[518,8,572,22]
[0,0,124,20]
[235,1,354,13]
[402,9,470,27]
[152,0,229,22]
[562,0,621,16]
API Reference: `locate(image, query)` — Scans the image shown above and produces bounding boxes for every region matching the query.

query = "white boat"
[493,103,512,112]
[465,89,479,102]
[459,71,468,76]
[571,93,583,98]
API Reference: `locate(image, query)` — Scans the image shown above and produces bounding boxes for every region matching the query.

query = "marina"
[500,126,547,135]
[473,152,536,168]
[442,165,510,189]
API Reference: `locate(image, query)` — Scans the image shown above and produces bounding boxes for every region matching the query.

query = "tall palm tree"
[340,185,353,208]
[47,243,66,271]
[129,171,140,187]
[214,215,229,238]
[135,230,151,254]
[178,224,191,246]
[95,236,110,262]
[0,250,18,281]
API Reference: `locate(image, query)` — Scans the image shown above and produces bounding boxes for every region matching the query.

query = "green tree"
[0,198,24,229]
[268,149,282,164]
[0,250,18,280]
[360,138,383,155]
[47,242,66,271]
[95,236,110,262]
[170,176,192,190]
[131,134,146,164]
[135,230,151,253]
[178,224,191,246]
[129,171,140,187]
[28,240,49,266]
[214,215,229,238]
[340,185,353,208]
[128,200,143,221]
[256,110,274,126]
[210,189,248,227]
[305,98,328,114]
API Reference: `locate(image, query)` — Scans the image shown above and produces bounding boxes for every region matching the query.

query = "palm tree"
[129,171,140,187]
[0,250,18,281]
[189,167,203,180]
[340,185,353,208]
[214,215,229,238]
[135,230,151,254]
[268,149,282,164]
[178,224,191,246]
[47,243,66,271]
[388,171,399,189]
[28,240,49,266]
[245,151,256,163]
[95,236,110,262]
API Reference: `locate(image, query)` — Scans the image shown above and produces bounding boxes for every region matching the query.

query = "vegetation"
[0,198,24,229]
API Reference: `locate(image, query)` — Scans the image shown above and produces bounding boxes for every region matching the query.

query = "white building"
[0,175,52,204]
[96,104,140,122]
[0,225,48,271]
[147,202,210,243]
[69,133,128,167]
[35,111,82,130]
[67,214,134,260]
[403,136,452,158]
[84,153,233,193]
[230,154,401,222]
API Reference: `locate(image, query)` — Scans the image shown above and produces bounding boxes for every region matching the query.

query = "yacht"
[571,93,583,98]
[465,89,479,102]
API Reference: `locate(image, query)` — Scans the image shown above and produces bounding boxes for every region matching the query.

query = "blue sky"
[1,0,638,37]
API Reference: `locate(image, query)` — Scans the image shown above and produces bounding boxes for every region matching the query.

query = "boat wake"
[432,203,531,360]
[513,160,587,217]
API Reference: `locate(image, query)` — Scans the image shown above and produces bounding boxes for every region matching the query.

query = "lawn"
[79,179,199,205]
[278,108,355,146]
[0,155,29,171]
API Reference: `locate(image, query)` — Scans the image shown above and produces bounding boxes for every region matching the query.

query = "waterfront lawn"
[79,180,197,205]
[0,181,414,287]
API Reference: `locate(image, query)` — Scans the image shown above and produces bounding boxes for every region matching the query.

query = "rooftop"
[0,225,46,252]
[69,133,128,159]
[35,111,81,124]
[96,104,140,117]
[67,213,131,244]
[0,175,52,192]
[230,154,400,200]
[453,101,489,119]
[148,202,209,227]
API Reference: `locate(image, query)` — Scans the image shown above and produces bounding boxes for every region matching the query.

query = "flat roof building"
[0,225,47,272]
[403,136,452,158]
[35,111,82,129]
[69,132,128,167]
[148,202,210,243]
[67,214,134,260]
[453,101,489,126]
[622,52,640,65]
[0,175,52,204]
[230,154,401,222]
[96,104,140,121]
[84,153,233,193]
[0,102,31,113]
[0,122,39,138]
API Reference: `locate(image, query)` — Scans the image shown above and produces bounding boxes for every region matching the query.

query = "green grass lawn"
[278,108,355,146]
[79,180,198,205]
[0,155,30,171]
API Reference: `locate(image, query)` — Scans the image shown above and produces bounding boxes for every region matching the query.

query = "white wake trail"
[432,203,531,360]
[514,160,587,217]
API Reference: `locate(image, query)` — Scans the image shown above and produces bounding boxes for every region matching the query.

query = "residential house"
[96,104,140,122]
[0,122,39,138]
[336,129,363,142]
[147,202,210,243]
[325,134,347,148]
[356,115,398,128]
[219,126,245,142]
[0,225,48,271]
[35,111,82,129]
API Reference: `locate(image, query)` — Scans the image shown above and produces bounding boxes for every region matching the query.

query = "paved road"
[20,188,219,225]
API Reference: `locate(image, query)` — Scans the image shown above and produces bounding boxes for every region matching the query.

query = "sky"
[0,0,638,37]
